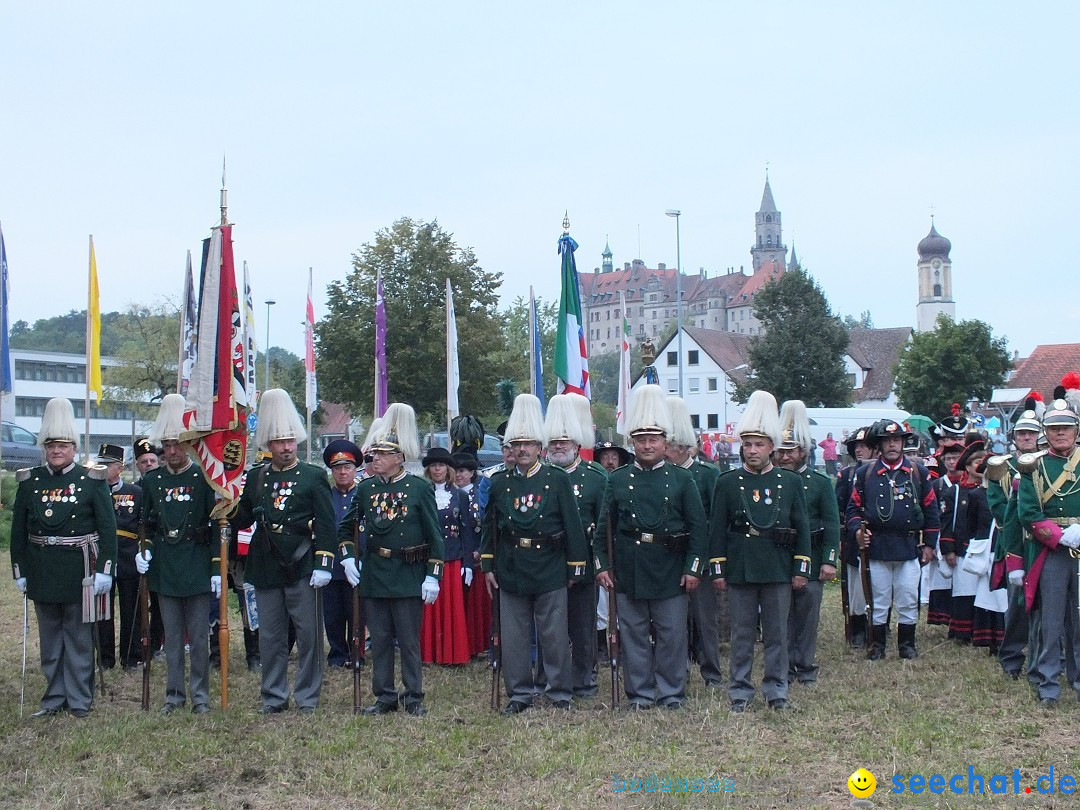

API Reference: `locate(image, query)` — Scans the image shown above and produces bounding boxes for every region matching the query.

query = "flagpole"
[306,269,314,464]
[446,281,451,434]
[84,235,93,463]
[528,286,536,395]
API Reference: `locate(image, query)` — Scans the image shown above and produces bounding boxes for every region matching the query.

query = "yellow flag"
[87,236,102,402]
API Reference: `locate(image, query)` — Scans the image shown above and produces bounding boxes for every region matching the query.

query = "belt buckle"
[519,538,533,548]
[747,527,760,537]
[268,524,283,534]
[167,529,179,539]
[46,536,60,546]
[377,547,392,558]
[640,532,654,544]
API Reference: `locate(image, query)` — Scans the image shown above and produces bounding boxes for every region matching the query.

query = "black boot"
[849,615,867,649]
[898,623,918,659]
[868,624,887,661]
[244,628,261,672]
[209,623,221,670]
[596,629,608,661]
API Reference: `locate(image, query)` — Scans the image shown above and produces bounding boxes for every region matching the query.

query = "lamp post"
[264,299,276,392]
[665,209,683,398]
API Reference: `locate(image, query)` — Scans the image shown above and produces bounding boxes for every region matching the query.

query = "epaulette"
[86,464,108,480]
[16,467,32,482]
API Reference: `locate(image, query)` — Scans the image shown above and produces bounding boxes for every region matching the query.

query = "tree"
[105,302,181,409]
[486,296,558,403]
[732,268,851,406]
[894,315,1011,418]
[842,310,875,330]
[11,310,130,354]
[316,218,505,425]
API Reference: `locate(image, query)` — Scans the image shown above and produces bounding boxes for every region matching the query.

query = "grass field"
[0,579,1076,810]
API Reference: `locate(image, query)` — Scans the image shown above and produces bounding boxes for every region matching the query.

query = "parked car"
[420,432,504,469]
[2,421,43,470]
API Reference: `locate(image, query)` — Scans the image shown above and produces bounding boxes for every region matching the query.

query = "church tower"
[751,175,788,271]
[601,236,613,273]
[915,220,955,332]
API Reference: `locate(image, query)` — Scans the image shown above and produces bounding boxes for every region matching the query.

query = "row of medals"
[41,486,77,517]
[164,489,193,502]
[513,494,541,513]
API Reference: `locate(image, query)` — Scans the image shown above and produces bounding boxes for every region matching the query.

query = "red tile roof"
[1007,343,1080,400]
[318,401,352,436]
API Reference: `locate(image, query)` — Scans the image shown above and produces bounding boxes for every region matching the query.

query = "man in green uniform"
[1015,394,1080,706]
[710,390,811,712]
[664,396,723,688]
[231,389,336,715]
[481,394,589,714]
[595,385,708,710]
[135,394,216,714]
[775,400,839,686]
[544,394,606,698]
[10,397,117,717]
[338,403,444,716]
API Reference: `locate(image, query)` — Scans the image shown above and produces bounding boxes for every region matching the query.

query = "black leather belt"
[265,523,311,537]
[731,522,797,547]
[373,544,430,563]
[627,530,689,552]
[506,532,564,551]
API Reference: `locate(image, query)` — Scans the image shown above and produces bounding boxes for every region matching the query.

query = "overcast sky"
[1,2,1073,363]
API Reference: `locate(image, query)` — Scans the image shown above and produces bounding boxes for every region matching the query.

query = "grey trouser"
[617,592,688,707]
[159,592,211,708]
[366,596,423,708]
[256,580,323,710]
[999,579,1033,677]
[501,588,570,705]
[728,583,790,703]
[869,559,920,625]
[788,579,824,683]
[1031,548,1080,700]
[35,601,94,713]
[689,580,723,684]
[567,581,598,695]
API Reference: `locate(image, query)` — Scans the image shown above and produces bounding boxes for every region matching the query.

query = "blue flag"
[0,223,12,394]
[529,288,545,414]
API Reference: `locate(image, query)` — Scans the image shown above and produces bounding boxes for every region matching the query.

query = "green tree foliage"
[733,268,851,406]
[316,218,504,425]
[486,296,558,402]
[894,315,1011,418]
[105,302,181,408]
[495,379,518,416]
[260,347,323,431]
[842,310,875,330]
[11,310,130,354]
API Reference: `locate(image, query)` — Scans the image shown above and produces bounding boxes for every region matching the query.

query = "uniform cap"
[38,397,79,446]
[369,402,420,461]
[735,390,781,445]
[544,394,580,445]
[665,396,697,449]
[777,399,812,452]
[150,393,188,444]
[505,394,545,445]
[566,392,596,449]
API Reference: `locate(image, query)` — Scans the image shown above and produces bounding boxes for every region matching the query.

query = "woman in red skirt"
[420,448,474,664]
[453,452,492,659]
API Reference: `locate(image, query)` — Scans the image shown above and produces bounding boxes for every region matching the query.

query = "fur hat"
[626,384,672,437]
[777,399,812,452]
[150,393,188,443]
[361,417,384,453]
[544,394,580,445]
[505,394,546,445]
[255,388,307,449]
[369,403,420,461]
[566,393,596,449]
[38,397,79,446]
[665,396,697,448]
[736,390,781,445]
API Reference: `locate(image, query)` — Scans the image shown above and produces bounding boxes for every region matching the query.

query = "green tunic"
[563,458,606,584]
[338,470,445,598]
[480,461,589,596]
[594,462,708,600]
[10,463,118,604]
[232,461,336,588]
[140,463,216,597]
[709,465,812,584]
[795,465,840,580]
[1017,450,1080,570]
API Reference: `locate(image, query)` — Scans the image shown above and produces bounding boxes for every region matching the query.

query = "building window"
[607,328,611,339]
[639,307,644,317]
[707,377,718,391]
[933,283,942,297]
[606,310,610,320]
[652,311,657,320]
[652,325,657,336]
[690,414,700,429]
[847,373,857,388]
[707,414,719,429]
[666,378,678,394]
[666,351,677,366]
[688,350,699,366]
[614,308,620,318]
[688,377,700,393]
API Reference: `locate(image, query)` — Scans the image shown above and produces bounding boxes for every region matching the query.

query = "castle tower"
[601,236,613,273]
[915,220,955,332]
[751,175,788,271]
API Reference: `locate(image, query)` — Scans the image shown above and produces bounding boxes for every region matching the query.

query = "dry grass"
[0,580,1076,809]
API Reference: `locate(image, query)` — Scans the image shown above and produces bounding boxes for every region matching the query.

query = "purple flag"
[374,270,388,418]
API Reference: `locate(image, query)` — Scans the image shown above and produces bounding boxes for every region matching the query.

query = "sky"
[1,2,1075,363]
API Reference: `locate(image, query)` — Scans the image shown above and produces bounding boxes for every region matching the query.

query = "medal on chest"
[114,492,136,513]
[41,483,77,517]
[513,493,541,513]
[165,486,193,503]
[371,490,407,521]
[271,480,296,512]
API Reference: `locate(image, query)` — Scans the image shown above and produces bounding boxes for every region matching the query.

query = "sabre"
[351,519,364,715]
[605,520,620,708]
[20,594,28,719]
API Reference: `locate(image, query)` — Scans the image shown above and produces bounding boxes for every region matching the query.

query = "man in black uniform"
[836,426,873,648]
[97,443,142,671]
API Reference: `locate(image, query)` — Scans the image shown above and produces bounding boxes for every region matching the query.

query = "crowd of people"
[10,375,1080,718]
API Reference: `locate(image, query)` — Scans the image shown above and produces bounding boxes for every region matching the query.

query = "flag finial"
[562,211,570,234]
[220,155,229,227]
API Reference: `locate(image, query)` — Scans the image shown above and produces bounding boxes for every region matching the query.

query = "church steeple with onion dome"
[916,218,955,331]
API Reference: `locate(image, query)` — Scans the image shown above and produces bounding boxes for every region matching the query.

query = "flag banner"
[446,278,460,422]
[179,250,198,397]
[616,290,631,435]
[554,231,590,399]
[243,261,257,403]
[305,268,318,411]
[0,223,12,394]
[529,287,545,414]
[183,224,247,514]
[87,238,102,402]
[374,270,388,418]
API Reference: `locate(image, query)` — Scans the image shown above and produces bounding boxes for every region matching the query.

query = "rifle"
[217,518,231,710]
[489,528,502,712]
[351,519,363,714]
[858,521,874,659]
[20,594,28,719]
[840,555,852,644]
[137,522,151,711]
[605,520,620,708]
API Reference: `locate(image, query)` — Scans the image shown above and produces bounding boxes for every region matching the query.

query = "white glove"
[421,575,440,605]
[1060,524,1080,548]
[310,570,331,589]
[211,575,222,598]
[462,565,474,587]
[341,558,361,587]
[93,573,112,596]
[15,577,27,594]
[1008,569,1025,587]
[135,549,152,575]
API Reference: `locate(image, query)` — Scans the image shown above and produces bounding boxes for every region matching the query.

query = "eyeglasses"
[363,454,374,464]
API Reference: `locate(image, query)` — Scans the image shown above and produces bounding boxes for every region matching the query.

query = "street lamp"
[264,299,276,392]
[665,209,683,398]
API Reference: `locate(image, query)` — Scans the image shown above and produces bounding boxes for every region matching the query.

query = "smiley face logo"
[848,768,876,798]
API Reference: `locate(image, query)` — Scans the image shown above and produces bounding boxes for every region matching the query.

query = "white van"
[804,407,911,453]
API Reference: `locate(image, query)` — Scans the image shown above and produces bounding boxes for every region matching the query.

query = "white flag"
[446,278,460,422]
